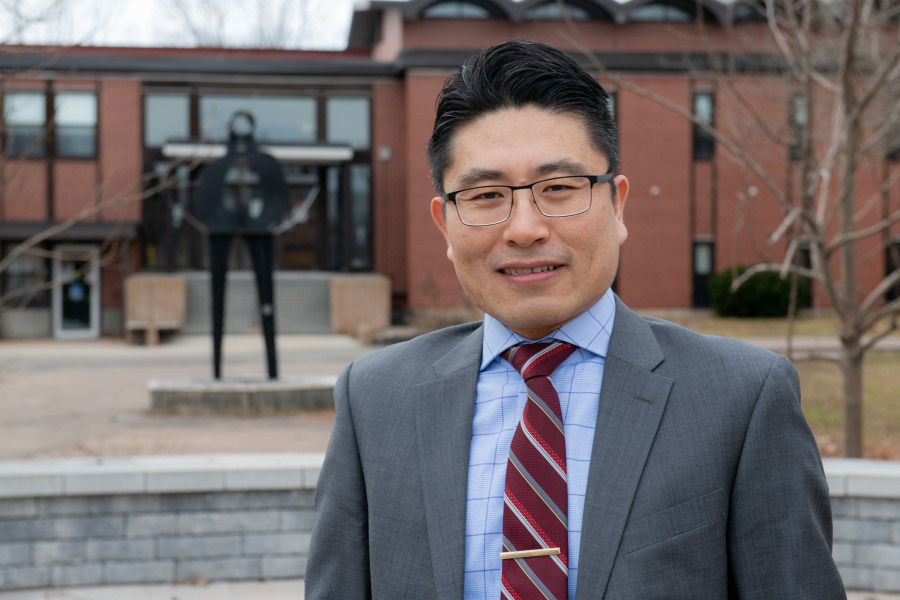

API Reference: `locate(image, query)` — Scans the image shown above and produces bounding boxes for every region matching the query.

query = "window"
[54,92,97,158]
[692,240,715,307]
[2,91,97,158]
[350,164,372,270]
[732,1,766,22]
[888,241,900,303]
[144,93,190,147]
[326,97,371,150]
[693,92,714,160]
[789,94,807,161]
[523,2,592,20]
[2,92,46,157]
[629,2,693,22]
[422,1,493,18]
[887,97,900,161]
[1,244,50,308]
[889,136,900,162]
[199,95,316,144]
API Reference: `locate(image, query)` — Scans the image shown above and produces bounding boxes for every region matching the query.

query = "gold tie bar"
[500,547,561,560]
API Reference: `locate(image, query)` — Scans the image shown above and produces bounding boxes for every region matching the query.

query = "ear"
[612,175,629,247]
[431,196,455,263]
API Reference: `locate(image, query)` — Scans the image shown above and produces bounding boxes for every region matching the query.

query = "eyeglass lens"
[454,176,592,225]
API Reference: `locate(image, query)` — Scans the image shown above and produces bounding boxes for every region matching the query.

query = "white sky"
[1,0,364,50]
[1,0,655,49]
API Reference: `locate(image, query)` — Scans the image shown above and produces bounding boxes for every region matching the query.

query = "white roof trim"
[161,143,355,164]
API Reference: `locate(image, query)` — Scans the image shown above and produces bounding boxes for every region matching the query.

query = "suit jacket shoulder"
[348,321,483,383]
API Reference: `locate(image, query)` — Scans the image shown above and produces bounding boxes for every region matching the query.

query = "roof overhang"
[161,143,355,164]
[0,222,137,241]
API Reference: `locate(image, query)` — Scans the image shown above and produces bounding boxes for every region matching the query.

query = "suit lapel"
[414,325,483,600]
[576,300,674,598]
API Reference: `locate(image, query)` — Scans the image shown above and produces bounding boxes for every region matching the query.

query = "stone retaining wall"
[826,459,900,592]
[0,455,897,592]
[0,454,320,590]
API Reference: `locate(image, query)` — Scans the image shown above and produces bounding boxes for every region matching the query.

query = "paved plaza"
[3,330,899,461]
[0,334,374,460]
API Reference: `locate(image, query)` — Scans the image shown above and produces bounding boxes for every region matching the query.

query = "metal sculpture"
[193,112,288,379]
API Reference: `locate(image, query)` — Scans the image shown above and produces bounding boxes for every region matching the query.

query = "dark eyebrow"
[452,158,597,191]
[534,158,592,177]
[454,168,506,189]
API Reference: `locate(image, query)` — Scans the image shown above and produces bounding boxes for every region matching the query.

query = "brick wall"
[0,455,898,593]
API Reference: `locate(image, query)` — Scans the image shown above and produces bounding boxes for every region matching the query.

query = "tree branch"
[730,262,818,291]
[861,309,900,352]
[860,269,900,316]
[827,208,900,254]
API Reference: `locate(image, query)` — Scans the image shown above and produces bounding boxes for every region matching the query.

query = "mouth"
[500,265,560,276]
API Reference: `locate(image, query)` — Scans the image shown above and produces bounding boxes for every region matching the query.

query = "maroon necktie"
[500,341,576,600]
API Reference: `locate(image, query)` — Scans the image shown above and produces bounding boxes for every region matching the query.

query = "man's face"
[431,105,629,340]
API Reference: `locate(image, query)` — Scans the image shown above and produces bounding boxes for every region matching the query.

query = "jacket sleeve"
[726,354,845,598]
[305,362,372,599]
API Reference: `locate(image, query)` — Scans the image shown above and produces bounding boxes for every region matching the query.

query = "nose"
[501,188,550,247]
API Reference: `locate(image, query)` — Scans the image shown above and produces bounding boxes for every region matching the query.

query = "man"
[306,40,845,599]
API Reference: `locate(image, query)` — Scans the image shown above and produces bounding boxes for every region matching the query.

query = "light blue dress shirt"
[463,289,616,600]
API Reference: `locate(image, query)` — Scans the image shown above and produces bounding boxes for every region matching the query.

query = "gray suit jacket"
[306,299,845,599]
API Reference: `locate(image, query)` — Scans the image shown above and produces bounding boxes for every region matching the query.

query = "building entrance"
[52,245,100,339]
[145,148,370,274]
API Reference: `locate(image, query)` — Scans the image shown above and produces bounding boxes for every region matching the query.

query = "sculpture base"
[149,375,337,415]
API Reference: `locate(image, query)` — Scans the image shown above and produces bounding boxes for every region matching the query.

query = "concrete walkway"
[738,334,900,359]
[1,330,899,460]
[0,334,374,460]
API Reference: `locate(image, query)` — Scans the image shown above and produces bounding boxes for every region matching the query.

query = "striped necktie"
[500,341,576,600]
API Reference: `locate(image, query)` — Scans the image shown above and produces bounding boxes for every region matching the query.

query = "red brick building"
[1,0,898,338]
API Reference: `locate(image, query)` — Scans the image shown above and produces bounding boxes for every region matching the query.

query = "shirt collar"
[480,288,617,371]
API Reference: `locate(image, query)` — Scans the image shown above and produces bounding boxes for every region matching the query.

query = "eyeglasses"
[443,173,614,227]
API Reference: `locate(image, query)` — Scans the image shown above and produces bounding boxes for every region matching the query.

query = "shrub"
[708,266,811,318]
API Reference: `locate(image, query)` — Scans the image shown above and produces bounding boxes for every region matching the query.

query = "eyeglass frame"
[442,173,615,227]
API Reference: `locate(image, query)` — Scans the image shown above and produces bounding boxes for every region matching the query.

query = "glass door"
[52,245,100,339]
[275,167,323,269]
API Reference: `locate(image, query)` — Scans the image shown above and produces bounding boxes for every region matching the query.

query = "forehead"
[444,107,607,186]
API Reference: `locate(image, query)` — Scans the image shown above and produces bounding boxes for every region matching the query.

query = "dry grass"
[644,311,900,340]
[797,354,900,460]
[639,311,900,458]
[642,312,841,338]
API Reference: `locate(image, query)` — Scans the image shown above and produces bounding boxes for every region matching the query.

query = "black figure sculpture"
[193,112,288,379]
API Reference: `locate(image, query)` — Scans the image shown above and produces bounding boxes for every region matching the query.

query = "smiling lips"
[501,265,560,276]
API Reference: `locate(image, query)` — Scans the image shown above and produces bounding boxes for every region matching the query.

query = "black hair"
[426,39,619,195]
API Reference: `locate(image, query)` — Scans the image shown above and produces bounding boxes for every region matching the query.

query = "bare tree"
[0,0,113,45]
[158,0,328,49]
[563,0,900,457]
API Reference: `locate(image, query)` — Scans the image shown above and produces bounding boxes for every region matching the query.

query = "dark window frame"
[692,239,715,308]
[523,1,596,21]
[421,0,496,19]
[2,89,98,160]
[789,93,807,162]
[2,90,48,159]
[0,243,52,309]
[53,91,98,159]
[692,91,715,161]
[887,240,900,303]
